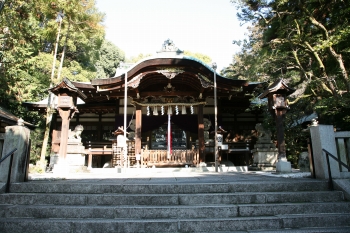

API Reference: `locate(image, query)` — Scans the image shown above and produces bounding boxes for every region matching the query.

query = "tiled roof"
[0,106,36,128]
[0,106,19,123]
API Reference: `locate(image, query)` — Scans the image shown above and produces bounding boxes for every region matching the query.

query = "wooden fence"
[141,149,199,167]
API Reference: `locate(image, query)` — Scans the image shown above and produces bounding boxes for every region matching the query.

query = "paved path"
[28,168,316,184]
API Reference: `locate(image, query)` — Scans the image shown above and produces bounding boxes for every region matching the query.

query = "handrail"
[0,148,17,193]
[322,148,350,191]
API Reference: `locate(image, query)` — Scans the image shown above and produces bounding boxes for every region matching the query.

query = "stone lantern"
[49,78,87,173]
[259,79,295,173]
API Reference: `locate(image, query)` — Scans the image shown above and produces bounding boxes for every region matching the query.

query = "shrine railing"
[0,148,17,193]
[322,148,350,190]
[141,149,199,167]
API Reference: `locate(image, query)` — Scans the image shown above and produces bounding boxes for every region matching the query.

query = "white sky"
[95,0,247,71]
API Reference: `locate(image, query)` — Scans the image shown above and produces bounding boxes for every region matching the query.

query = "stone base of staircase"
[0,174,350,232]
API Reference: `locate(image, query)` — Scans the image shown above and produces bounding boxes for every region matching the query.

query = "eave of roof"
[0,106,36,129]
[91,55,248,88]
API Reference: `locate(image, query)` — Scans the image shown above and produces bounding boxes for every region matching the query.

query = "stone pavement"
[28,167,314,184]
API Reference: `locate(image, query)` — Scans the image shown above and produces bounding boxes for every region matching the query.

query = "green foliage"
[126,53,152,64]
[29,117,48,163]
[95,40,125,79]
[230,0,350,164]
[314,93,350,131]
[0,0,107,163]
[184,51,212,64]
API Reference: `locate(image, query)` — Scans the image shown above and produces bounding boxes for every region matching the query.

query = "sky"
[95,0,248,71]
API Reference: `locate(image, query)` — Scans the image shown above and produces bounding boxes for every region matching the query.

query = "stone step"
[0,213,349,233]
[250,226,350,233]
[9,180,329,194]
[1,202,350,219]
[0,191,344,206]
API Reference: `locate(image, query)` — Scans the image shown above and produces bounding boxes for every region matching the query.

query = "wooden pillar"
[135,104,142,155]
[57,109,71,161]
[97,113,102,141]
[50,112,58,153]
[198,104,205,162]
[275,110,286,160]
[114,99,120,129]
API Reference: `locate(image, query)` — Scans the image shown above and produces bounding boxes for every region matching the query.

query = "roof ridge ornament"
[157,39,183,55]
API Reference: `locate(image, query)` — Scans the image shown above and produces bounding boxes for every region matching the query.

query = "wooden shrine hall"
[25,40,265,170]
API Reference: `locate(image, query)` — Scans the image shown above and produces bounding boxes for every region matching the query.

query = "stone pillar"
[310,125,340,179]
[249,123,278,171]
[0,120,30,185]
[66,125,86,172]
[298,151,310,172]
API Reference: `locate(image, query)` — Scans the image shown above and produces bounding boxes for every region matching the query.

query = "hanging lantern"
[161,106,164,115]
[181,105,187,115]
[190,105,194,114]
[153,106,158,115]
[147,106,150,116]
[175,105,179,115]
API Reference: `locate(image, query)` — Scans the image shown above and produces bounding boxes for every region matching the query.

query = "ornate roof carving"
[157,39,184,54]
[156,67,184,79]
[197,73,213,88]
[128,73,145,88]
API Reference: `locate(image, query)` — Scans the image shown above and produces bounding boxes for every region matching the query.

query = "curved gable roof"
[92,55,247,89]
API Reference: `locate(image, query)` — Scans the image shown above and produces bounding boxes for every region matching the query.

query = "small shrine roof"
[49,78,87,100]
[259,79,295,98]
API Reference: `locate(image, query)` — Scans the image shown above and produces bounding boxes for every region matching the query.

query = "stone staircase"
[0,180,350,232]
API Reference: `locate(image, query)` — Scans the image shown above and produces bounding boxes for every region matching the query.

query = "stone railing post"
[0,119,31,186]
[310,125,340,179]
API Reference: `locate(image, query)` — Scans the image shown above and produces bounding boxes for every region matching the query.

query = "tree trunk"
[56,21,71,81]
[304,41,337,96]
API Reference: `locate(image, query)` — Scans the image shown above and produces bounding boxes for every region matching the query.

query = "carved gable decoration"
[128,73,144,88]
[156,67,184,79]
[197,73,213,88]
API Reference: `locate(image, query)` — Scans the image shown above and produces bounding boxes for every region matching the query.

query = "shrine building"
[24,40,266,170]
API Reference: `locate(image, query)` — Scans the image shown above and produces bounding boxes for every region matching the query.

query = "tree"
[229,0,350,165]
[184,51,212,64]
[95,40,125,79]
[126,53,152,64]
[230,0,350,95]
[50,0,105,82]
[230,0,350,120]
[0,0,107,166]
[38,0,105,167]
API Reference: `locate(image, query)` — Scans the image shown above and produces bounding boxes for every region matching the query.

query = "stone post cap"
[17,118,24,126]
